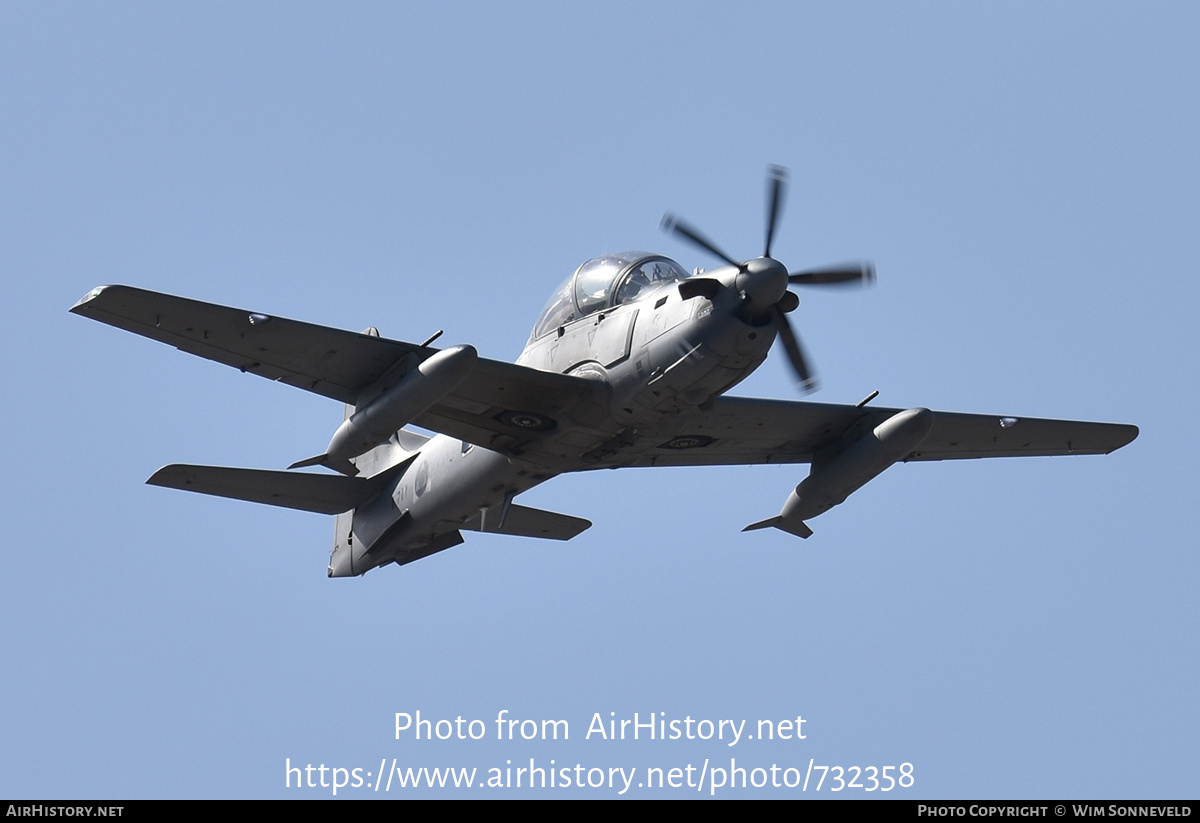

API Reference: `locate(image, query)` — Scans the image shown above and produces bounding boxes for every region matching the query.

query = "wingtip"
[146,463,200,490]
[69,285,112,313]
[1112,423,1140,451]
[145,464,179,487]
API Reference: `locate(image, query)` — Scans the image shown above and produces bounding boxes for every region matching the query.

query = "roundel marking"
[496,410,556,432]
[660,434,715,450]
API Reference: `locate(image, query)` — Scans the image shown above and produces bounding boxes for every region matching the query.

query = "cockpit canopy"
[531,251,689,339]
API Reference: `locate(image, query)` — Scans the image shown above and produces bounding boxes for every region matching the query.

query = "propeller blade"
[660,213,742,269]
[771,305,817,392]
[764,165,787,258]
[789,261,875,287]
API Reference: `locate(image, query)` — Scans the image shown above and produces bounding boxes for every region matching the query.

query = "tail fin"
[288,395,365,475]
[742,515,813,539]
[289,327,387,477]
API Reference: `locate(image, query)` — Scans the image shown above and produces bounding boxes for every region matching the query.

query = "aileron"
[72,285,413,404]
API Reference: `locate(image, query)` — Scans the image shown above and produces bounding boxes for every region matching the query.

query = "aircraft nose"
[736,257,789,309]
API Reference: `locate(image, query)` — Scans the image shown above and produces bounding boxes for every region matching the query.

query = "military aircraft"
[71,166,1137,577]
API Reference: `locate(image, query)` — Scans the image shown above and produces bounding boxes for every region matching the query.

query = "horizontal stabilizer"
[462,504,592,541]
[147,456,413,514]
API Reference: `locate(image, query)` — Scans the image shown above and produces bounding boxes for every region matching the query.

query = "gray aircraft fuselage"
[332,253,770,576]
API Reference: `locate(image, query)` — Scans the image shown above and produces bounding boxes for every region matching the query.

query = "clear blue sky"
[2,1,1195,798]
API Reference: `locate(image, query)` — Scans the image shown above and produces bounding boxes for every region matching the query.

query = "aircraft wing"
[71,285,609,456]
[626,396,1137,467]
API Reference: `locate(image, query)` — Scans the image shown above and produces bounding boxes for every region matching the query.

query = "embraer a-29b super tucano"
[71,167,1137,578]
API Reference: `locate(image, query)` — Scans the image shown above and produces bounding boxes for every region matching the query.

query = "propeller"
[789,262,876,287]
[659,213,741,270]
[661,165,874,393]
